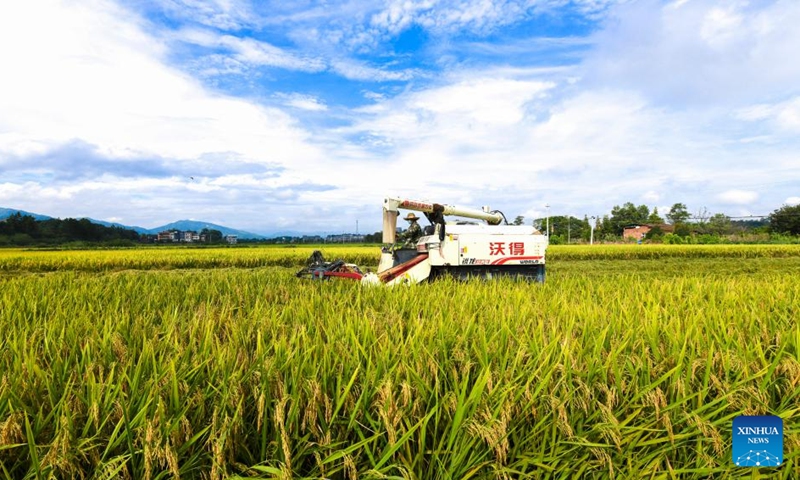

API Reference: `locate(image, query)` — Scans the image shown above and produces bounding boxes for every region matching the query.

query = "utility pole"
[567,215,571,244]
[589,216,596,245]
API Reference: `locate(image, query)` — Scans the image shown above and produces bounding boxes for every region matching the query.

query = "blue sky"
[1,0,799,235]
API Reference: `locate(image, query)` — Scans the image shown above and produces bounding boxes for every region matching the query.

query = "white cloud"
[699,7,743,49]
[188,54,248,76]
[154,0,255,30]
[735,103,775,122]
[175,28,416,82]
[369,0,433,36]
[410,78,552,124]
[363,91,386,101]
[0,0,376,230]
[342,77,675,210]
[717,190,759,205]
[367,0,620,37]
[642,191,660,202]
[338,59,797,222]
[786,197,800,206]
[587,0,800,105]
[527,90,652,161]
[0,1,323,163]
[0,183,27,201]
[774,97,800,132]
[352,76,554,137]
[177,28,326,72]
[2,0,799,233]
[267,0,621,53]
[666,0,691,9]
[735,96,800,133]
[329,59,415,82]
[278,94,328,112]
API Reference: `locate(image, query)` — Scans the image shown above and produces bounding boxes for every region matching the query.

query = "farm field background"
[1,244,799,478]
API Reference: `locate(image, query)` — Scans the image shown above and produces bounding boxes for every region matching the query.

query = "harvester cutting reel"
[295,250,364,281]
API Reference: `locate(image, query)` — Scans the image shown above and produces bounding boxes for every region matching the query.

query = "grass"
[0,245,799,478]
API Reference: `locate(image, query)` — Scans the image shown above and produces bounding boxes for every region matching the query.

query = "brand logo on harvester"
[732,416,783,467]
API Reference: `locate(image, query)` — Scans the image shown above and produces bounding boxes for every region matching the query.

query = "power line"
[690,214,800,220]
[689,215,769,220]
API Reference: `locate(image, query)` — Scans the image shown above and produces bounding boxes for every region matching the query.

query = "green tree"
[0,213,39,237]
[596,214,614,238]
[543,216,564,236]
[512,215,525,225]
[582,215,593,241]
[202,228,224,243]
[769,204,800,235]
[648,207,664,224]
[0,213,139,245]
[708,213,732,235]
[364,231,383,243]
[666,203,690,225]
[644,225,664,241]
[608,202,650,235]
[546,215,590,242]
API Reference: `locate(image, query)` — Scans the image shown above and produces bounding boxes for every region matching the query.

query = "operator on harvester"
[400,212,423,247]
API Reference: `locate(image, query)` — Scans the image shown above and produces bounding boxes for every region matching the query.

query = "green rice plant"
[2,244,799,274]
[550,244,800,261]
[0,246,799,478]
[0,245,380,273]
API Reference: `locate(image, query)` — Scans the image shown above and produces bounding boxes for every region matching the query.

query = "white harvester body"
[299,196,549,286]
[369,197,548,286]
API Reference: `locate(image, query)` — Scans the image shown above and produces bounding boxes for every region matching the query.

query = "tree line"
[358,203,800,245]
[0,214,244,247]
[0,213,140,246]
[4,202,799,247]
[526,202,800,244]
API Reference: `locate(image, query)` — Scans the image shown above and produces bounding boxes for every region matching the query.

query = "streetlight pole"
[545,204,550,238]
[567,215,571,244]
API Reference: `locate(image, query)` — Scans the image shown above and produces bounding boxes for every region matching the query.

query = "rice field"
[1,244,799,478]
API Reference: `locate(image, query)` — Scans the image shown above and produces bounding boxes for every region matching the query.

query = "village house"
[158,230,204,243]
[157,230,179,242]
[622,224,674,241]
[325,233,365,243]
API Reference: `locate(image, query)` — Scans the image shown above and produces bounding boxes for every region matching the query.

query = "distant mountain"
[0,208,52,221]
[85,218,150,234]
[148,220,265,240]
[1,207,266,240]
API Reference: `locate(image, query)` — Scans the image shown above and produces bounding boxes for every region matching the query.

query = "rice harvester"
[296,196,549,286]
